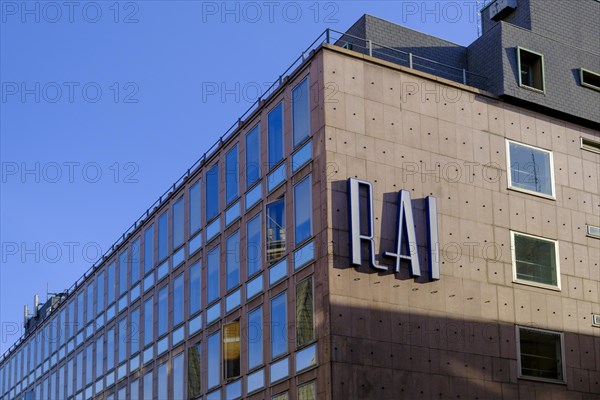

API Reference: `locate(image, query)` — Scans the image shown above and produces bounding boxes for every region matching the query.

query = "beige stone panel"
[535,117,553,149]
[540,202,558,238]
[562,297,579,332]
[401,109,422,149]
[553,151,569,189]
[472,129,491,166]
[323,51,346,91]
[503,106,522,142]
[558,240,575,276]
[420,80,440,119]
[345,155,367,181]
[374,138,396,168]
[582,279,599,304]
[546,294,564,331]
[354,132,375,162]
[518,112,537,146]
[382,103,402,144]
[514,288,532,325]
[588,246,600,282]
[573,243,590,279]
[471,97,490,133]
[566,125,584,156]
[582,159,600,195]
[399,74,425,114]
[567,155,584,190]
[457,126,475,163]
[325,90,346,131]
[497,285,515,323]
[577,301,593,336]
[491,192,510,228]
[462,280,482,319]
[486,102,504,135]
[382,68,401,109]
[530,291,548,327]
[344,93,365,135]
[488,133,507,173]
[364,63,384,104]
[333,128,357,158]
[524,198,543,236]
[571,210,589,245]
[508,195,527,232]
[343,56,364,98]
[420,114,440,155]
[436,91,458,124]
[438,119,458,159]
[556,207,573,242]
[551,122,568,152]
[364,99,385,139]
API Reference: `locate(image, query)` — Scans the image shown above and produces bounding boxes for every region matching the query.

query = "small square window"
[580,137,600,154]
[580,68,600,91]
[511,231,560,289]
[587,224,600,239]
[517,326,565,383]
[517,47,545,92]
[506,140,555,198]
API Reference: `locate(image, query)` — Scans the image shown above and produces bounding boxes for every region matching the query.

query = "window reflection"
[296,277,314,347]
[246,124,260,187]
[248,307,263,369]
[206,164,220,221]
[173,274,184,326]
[292,77,310,147]
[207,246,220,303]
[188,343,202,398]
[189,181,201,235]
[226,145,239,205]
[226,231,240,291]
[271,292,287,358]
[247,213,262,277]
[158,211,169,262]
[173,197,184,249]
[268,103,284,168]
[189,261,201,315]
[294,175,312,245]
[266,199,286,263]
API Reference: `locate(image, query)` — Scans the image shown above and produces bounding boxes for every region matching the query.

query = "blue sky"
[0,1,480,354]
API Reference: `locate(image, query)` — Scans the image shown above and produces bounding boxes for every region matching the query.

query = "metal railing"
[1,27,488,364]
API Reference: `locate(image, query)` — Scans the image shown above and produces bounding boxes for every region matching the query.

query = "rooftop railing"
[1,27,488,364]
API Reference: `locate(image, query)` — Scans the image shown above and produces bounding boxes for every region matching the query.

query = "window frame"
[516,46,546,93]
[516,325,566,384]
[580,137,600,154]
[579,67,600,91]
[505,139,556,199]
[510,230,561,291]
[292,76,311,148]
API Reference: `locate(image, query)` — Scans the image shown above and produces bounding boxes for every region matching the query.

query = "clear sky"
[0,1,481,354]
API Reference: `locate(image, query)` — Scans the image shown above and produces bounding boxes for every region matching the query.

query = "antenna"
[33,294,39,317]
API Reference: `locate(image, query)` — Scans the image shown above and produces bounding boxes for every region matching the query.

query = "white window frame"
[506,139,556,199]
[580,137,600,154]
[510,231,561,290]
[516,326,566,384]
[516,46,546,93]
[579,67,600,91]
[586,224,600,239]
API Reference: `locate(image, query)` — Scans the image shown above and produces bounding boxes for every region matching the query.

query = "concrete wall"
[321,46,600,399]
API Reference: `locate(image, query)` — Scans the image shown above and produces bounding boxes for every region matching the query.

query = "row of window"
[0,73,314,399]
[517,46,600,92]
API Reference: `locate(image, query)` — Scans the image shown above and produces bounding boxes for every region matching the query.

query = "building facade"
[1,1,599,399]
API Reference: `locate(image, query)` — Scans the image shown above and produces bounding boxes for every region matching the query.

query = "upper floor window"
[247,213,262,277]
[517,47,544,92]
[226,231,240,291]
[226,145,239,205]
[144,224,154,274]
[580,67,600,91]
[189,181,202,235]
[172,197,184,249]
[189,261,201,315]
[131,237,141,284]
[223,321,241,380]
[517,326,565,383]
[118,250,128,296]
[207,245,220,304]
[206,164,219,221]
[266,199,286,264]
[506,140,554,198]
[107,262,115,305]
[158,211,169,262]
[268,103,284,169]
[246,124,261,187]
[271,291,287,359]
[294,175,313,245]
[511,231,560,290]
[292,77,310,147]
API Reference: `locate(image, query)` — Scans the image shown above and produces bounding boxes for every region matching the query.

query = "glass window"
[206,164,219,221]
[517,47,544,91]
[266,199,286,263]
[246,124,260,187]
[67,358,74,396]
[173,274,184,326]
[292,77,310,147]
[130,378,139,400]
[95,335,104,378]
[173,352,184,400]
[85,343,93,385]
[86,283,95,323]
[96,271,105,314]
[77,292,84,332]
[298,381,316,400]
[223,321,241,380]
[248,306,263,369]
[158,361,168,400]
[507,140,554,197]
[131,237,141,284]
[144,224,154,274]
[273,392,289,400]
[208,331,220,389]
[67,300,75,338]
[118,316,128,364]
[207,246,220,304]
[512,231,559,288]
[188,343,202,398]
[268,102,284,168]
[158,211,169,261]
[226,231,240,291]
[189,261,201,315]
[107,262,116,305]
[144,297,153,346]
[130,307,140,355]
[106,328,115,371]
[143,370,153,400]
[226,145,239,205]
[173,197,185,249]
[518,327,564,382]
[296,277,314,347]
[189,181,201,235]
[76,351,83,391]
[271,292,287,359]
[158,286,168,336]
[294,175,312,245]
[247,213,262,277]
[119,250,128,296]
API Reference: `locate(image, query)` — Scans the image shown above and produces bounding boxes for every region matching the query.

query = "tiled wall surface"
[322,46,600,399]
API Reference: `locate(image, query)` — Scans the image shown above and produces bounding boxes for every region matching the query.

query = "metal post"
[462,69,467,85]
[409,53,413,69]
[368,40,372,56]
[326,29,330,44]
